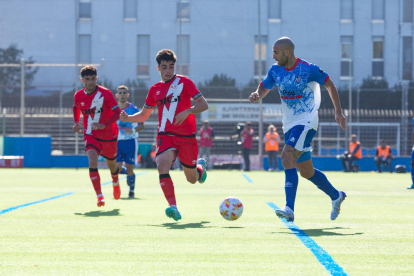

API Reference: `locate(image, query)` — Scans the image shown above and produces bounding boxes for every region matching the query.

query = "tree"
[360,76,389,89]
[0,44,38,95]
[201,74,236,87]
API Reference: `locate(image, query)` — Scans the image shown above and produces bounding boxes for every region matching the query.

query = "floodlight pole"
[20,58,25,136]
[258,0,263,170]
[75,0,79,154]
[101,58,105,87]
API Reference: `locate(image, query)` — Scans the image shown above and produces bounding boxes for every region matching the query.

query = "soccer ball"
[219,197,243,221]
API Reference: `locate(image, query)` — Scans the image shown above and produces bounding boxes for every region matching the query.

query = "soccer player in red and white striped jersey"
[120,49,209,221]
[72,65,122,207]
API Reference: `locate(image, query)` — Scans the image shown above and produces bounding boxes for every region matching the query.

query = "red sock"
[196,164,203,181]
[160,174,176,206]
[111,167,119,184]
[89,168,102,196]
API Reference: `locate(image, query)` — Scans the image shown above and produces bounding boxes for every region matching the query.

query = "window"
[372,0,384,21]
[124,0,137,20]
[254,35,267,77]
[137,35,150,78]
[268,0,281,22]
[78,35,91,63]
[340,36,353,78]
[79,0,91,19]
[403,0,413,23]
[176,35,190,75]
[403,37,413,80]
[372,36,384,78]
[177,0,190,21]
[341,0,353,22]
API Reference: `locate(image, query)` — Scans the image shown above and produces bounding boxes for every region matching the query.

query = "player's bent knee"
[299,170,313,179]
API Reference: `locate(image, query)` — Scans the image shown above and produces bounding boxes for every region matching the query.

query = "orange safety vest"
[265,132,279,152]
[377,145,390,158]
[349,141,362,159]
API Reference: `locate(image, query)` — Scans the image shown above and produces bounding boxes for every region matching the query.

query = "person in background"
[374,139,393,173]
[340,134,362,172]
[116,85,145,198]
[263,124,281,171]
[241,122,254,171]
[198,120,214,167]
[143,143,157,169]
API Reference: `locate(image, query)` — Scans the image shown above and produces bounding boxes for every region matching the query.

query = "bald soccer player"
[249,37,347,222]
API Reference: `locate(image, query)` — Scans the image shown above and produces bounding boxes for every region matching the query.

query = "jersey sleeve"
[309,64,329,86]
[185,79,202,100]
[144,88,156,109]
[260,66,276,90]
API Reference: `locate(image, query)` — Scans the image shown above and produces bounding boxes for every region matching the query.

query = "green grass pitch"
[0,169,413,275]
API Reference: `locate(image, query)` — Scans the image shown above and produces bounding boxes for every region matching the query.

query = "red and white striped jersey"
[74,85,119,141]
[144,75,202,137]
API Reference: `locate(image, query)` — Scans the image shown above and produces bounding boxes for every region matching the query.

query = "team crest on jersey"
[296,76,301,83]
[170,85,177,90]
[92,99,99,105]
[81,102,85,106]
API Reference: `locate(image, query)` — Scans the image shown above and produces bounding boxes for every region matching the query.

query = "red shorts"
[156,135,198,168]
[84,135,118,160]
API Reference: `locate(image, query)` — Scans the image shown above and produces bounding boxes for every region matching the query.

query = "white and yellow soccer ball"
[219,197,243,221]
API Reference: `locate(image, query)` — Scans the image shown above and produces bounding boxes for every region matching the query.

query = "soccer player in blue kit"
[116,85,145,198]
[408,117,414,189]
[249,37,347,222]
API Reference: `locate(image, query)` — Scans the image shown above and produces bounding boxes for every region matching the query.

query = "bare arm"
[276,134,281,143]
[323,79,346,130]
[135,122,145,132]
[121,107,152,123]
[249,85,271,103]
[175,96,209,125]
[197,128,203,136]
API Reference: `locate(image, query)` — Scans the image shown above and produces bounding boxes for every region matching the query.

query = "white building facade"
[0,0,413,90]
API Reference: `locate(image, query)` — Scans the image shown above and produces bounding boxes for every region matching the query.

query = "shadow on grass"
[150,221,212,230]
[74,209,121,217]
[222,226,244,229]
[118,197,142,201]
[272,227,363,237]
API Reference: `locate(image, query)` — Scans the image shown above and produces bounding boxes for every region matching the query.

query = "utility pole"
[258,0,263,169]
[20,58,25,136]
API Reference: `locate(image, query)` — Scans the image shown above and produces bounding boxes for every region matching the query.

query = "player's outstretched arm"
[121,107,152,123]
[249,85,271,103]
[324,79,346,130]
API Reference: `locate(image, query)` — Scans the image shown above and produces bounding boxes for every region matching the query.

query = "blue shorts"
[284,125,317,163]
[411,147,414,160]
[116,139,138,164]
